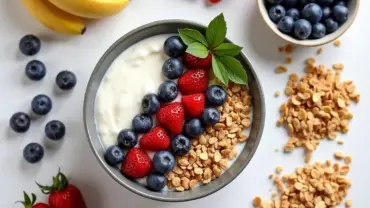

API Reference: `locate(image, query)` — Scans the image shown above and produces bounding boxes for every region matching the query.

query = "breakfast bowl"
[83,20,265,202]
[257,0,360,46]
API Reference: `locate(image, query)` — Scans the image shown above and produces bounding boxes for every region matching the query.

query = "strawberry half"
[157,102,185,135]
[183,53,212,69]
[178,69,209,95]
[181,94,205,117]
[121,148,152,178]
[139,127,170,151]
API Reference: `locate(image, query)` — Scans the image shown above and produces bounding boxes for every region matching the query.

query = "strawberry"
[121,148,152,178]
[17,192,49,208]
[181,94,205,117]
[139,126,170,151]
[178,69,209,95]
[208,0,222,3]
[183,53,212,69]
[37,170,87,208]
[157,102,185,134]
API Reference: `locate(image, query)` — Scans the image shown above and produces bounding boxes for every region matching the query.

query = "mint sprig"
[177,13,248,86]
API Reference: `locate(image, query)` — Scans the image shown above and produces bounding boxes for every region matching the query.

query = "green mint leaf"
[213,43,243,57]
[218,56,248,85]
[186,42,209,58]
[212,56,229,86]
[206,13,227,49]
[178,29,208,46]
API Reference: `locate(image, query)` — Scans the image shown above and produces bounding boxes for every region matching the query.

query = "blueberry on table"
[282,0,298,8]
[322,7,332,21]
[267,0,283,4]
[23,143,44,163]
[278,16,295,33]
[311,23,327,39]
[45,120,65,140]
[163,36,186,58]
[104,145,125,166]
[132,114,153,133]
[333,5,349,23]
[142,94,160,115]
[152,150,175,174]
[10,112,31,133]
[171,134,191,156]
[117,129,138,148]
[158,81,178,103]
[268,5,286,23]
[147,173,167,192]
[286,8,301,21]
[184,118,205,138]
[206,85,227,106]
[19,35,41,56]
[56,70,77,90]
[294,19,312,40]
[202,107,220,126]
[324,18,339,34]
[302,3,323,24]
[162,58,184,80]
[25,60,46,81]
[317,0,334,6]
[31,94,52,115]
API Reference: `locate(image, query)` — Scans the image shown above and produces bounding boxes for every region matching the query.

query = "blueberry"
[10,112,30,133]
[286,8,301,21]
[302,3,323,23]
[294,19,312,39]
[322,7,332,20]
[19,35,41,56]
[267,0,283,3]
[332,5,348,23]
[162,58,184,80]
[324,18,339,33]
[147,173,167,192]
[158,81,178,103]
[282,0,298,8]
[336,1,346,6]
[202,108,220,126]
[142,94,160,115]
[45,120,65,140]
[56,70,77,90]
[104,145,125,166]
[31,94,52,115]
[206,85,227,106]
[268,5,286,23]
[171,134,191,156]
[184,118,205,138]
[117,129,138,148]
[317,0,334,6]
[278,16,295,33]
[311,23,326,39]
[153,150,175,174]
[132,114,153,133]
[163,36,186,58]
[25,60,46,81]
[23,143,44,163]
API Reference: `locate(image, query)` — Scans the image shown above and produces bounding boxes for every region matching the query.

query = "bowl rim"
[83,19,266,202]
[257,0,361,47]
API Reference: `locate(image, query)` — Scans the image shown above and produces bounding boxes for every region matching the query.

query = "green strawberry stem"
[37,169,69,194]
[15,191,37,208]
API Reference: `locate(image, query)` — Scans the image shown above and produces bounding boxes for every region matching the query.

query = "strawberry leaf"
[206,13,227,49]
[186,42,209,58]
[218,56,248,85]
[178,29,208,46]
[212,56,229,86]
[213,43,243,57]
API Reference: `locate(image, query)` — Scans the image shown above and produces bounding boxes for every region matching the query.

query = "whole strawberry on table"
[17,192,49,208]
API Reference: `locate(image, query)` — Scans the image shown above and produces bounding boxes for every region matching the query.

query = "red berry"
[181,94,205,117]
[178,69,209,95]
[33,203,50,208]
[139,127,171,151]
[121,148,152,178]
[183,53,212,69]
[157,102,185,135]
[17,192,50,208]
[208,0,222,3]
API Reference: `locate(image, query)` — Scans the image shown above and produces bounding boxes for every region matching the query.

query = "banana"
[47,0,130,19]
[21,0,86,35]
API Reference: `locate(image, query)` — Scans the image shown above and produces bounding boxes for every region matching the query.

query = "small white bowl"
[257,0,360,46]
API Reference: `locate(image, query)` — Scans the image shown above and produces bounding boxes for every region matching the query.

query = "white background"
[1,0,369,207]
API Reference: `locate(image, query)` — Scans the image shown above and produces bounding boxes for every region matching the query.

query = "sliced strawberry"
[183,53,212,69]
[139,127,170,151]
[121,148,152,178]
[181,94,205,117]
[157,102,184,135]
[178,69,209,95]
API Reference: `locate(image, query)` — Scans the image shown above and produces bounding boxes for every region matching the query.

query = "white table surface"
[1,0,369,207]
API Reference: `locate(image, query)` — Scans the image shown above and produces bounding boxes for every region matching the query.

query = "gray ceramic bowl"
[83,20,265,202]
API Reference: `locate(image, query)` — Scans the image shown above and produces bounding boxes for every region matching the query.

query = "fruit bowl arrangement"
[257,0,360,46]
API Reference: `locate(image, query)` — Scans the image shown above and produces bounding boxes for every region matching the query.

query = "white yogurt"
[95,35,169,147]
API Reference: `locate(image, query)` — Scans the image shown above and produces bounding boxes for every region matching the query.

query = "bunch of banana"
[21,0,130,35]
